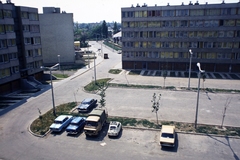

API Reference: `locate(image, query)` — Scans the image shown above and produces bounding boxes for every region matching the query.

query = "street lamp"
[41,63,59,116]
[57,55,61,71]
[188,49,193,89]
[93,51,97,84]
[195,62,205,129]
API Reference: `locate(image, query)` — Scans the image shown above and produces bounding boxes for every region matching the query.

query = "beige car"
[159,125,176,147]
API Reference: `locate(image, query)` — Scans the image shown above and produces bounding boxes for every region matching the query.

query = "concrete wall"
[39,13,75,65]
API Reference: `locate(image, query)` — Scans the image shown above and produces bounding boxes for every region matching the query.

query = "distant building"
[39,7,75,66]
[0,2,43,95]
[121,2,240,73]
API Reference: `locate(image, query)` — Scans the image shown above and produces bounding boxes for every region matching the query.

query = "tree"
[101,20,108,38]
[113,22,119,34]
[151,93,161,125]
[221,97,232,128]
[97,82,109,108]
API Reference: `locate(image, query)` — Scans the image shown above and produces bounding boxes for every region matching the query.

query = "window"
[0,25,5,33]
[206,9,220,16]
[206,53,216,59]
[180,20,188,27]
[5,25,14,32]
[7,39,16,46]
[0,9,3,19]
[11,66,19,74]
[161,31,168,38]
[122,11,126,18]
[25,50,33,57]
[9,52,17,60]
[0,68,10,78]
[162,10,175,17]
[189,42,198,48]
[223,20,235,26]
[24,38,31,45]
[21,12,28,19]
[29,13,38,21]
[0,39,7,49]
[3,10,12,18]
[204,42,213,48]
[221,8,236,15]
[33,37,41,45]
[190,9,204,16]
[162,21,174,27]
[196,21,203,27]
[176,9,189,16]
[217,53,231,59]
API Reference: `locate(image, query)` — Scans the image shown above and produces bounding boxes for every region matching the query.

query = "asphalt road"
[0,41,240,160]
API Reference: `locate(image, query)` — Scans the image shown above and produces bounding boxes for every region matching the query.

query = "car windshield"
[82,101,90,104]
[54,120,62,124]
[162,133,174,138]
[70,122,78,125]
[110,126,116,130]
[110,126,117,130]
[85,121,98,127]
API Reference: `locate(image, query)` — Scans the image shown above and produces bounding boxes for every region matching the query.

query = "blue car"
[50,115,73,132]
[66,117,86,135]
[77,98,97,113]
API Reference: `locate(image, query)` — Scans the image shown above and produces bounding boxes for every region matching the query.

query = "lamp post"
[195,62,205,129]
[57,55,60,71]
[87,41,90,68]
[188,49,193,89]
[93,51,96,84]
[41,63,59,116]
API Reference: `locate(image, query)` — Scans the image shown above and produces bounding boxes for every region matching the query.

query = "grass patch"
[53,73,69,78]
[129,70,141,75]
[84,78,111,92]
[30,102,77,135]
[108,69,122,74]
[30,102,240,137]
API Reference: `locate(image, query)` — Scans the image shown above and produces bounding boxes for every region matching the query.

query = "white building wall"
[39,13,75,65]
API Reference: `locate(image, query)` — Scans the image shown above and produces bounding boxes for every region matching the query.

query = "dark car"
[66,117,86,135]
[77,98,97,113]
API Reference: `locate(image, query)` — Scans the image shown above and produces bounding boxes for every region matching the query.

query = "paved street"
[0,41,240,160]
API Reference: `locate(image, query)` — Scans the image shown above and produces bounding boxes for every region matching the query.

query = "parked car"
[159,125,176,147]
[49,115,73,132]
[77,98,97,113]
[66,117,86,135]
[107,121,122,137]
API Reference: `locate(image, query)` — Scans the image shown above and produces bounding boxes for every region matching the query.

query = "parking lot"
[44,127,240,160]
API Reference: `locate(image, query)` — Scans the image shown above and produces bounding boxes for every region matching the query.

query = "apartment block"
[39,7,75,66]
[121,2,240,73]
[0,2,43,95]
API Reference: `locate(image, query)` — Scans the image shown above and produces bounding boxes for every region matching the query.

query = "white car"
[108,121,122,137]
[159,125,176,147]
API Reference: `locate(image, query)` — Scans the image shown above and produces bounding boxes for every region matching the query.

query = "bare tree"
[151,93,161,125]
[221,97,232,128]
[97,82,109,108]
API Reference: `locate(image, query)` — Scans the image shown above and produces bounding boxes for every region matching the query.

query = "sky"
[12,0,238,23]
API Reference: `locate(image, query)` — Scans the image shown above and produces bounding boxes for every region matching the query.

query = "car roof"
[55,115,72,121]
[71,117,85,123]
[86,116,100,122]
[83,98,93,102]
[161,125,175,134]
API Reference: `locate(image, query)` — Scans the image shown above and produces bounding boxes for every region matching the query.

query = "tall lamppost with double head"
[41,63,59,116]
[188,49,193,89]
[195,62,205,128]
